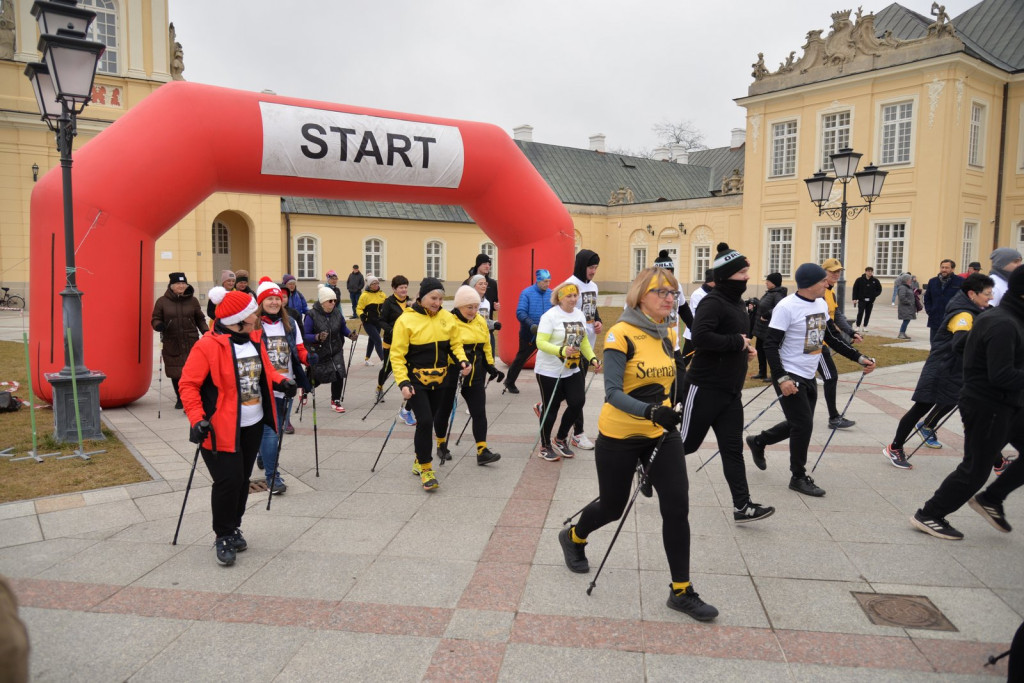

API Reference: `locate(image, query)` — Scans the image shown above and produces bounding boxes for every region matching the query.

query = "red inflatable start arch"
[29,82,574,406]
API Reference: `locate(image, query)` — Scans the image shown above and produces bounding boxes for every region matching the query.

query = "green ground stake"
[67,327,85,453]
[9,330,58,462]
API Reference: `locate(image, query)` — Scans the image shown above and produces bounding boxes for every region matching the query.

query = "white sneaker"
[571,432,595,450]
[364,359,374,366]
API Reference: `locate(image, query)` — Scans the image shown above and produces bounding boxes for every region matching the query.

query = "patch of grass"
[0,340,151,504]
[595,307,929,390]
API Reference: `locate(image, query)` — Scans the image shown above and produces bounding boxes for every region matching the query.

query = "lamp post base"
[46,370,106,442]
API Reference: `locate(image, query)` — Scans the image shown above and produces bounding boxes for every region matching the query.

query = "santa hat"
[207,286,228,306]
[256,276,283,306]
[215,290,259,325]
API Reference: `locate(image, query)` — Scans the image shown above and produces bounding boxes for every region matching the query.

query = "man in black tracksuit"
[911,267,1024,540]
[680,246,775,522]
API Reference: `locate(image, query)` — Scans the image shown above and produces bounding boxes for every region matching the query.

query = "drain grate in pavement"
[852,592,957,631]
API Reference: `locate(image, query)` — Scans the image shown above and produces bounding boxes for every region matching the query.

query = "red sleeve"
[179,340,210,426]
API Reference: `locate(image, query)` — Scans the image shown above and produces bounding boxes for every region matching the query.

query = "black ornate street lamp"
[25,0,106,446]
[804,147,888,314]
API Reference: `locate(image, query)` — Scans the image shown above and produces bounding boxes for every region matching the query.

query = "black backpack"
[0,392,21,412]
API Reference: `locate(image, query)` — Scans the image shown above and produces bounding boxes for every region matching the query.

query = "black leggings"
[680,382,750,509]
[536,371,585,447]
[377,348,393,387]
[754,338,766,377]
[363,323,384,361]
[855,301,874,327]
[817,350,840,419]
[575,431,691,582]
[504,337,536,387]
[200,422,262,537]
[406,380,448,464]
[435,375,489,445]
[756,375,817,478]
[892,402,955,449]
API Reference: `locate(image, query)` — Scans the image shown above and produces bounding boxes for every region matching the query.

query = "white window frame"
[968,100,986,168]
[425,239,445,280]
[815,223,843,264]
[631,247,647,280]
[364,237,385,278]
[1016,221,1024,256]
[962,221,978,269]
[819,109,852,172]
[765,226,794,277]
[768,118,799,178]
[692,244,711,283]
[872,221,909,278]
[480,241,497,279]
[81,0,120,75]
[1018,103,1024,172]
[294,234,320,280]
[212,221,229,255]
[876,97,917,167]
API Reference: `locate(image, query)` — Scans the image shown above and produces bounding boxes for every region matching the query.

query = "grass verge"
[0,340,152,504]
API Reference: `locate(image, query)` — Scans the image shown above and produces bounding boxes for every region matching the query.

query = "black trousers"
[348,290,361,318]
[855,301,874,327]
[817,349,840,420]
[434,374,489,446]
[679,382,750,509]
[923,404,1024,518]
[171,377,180,400]
[754,338,767,377]
[406,380,448,464]
[201,422,262,538]
[891,402,955,449]
[377,348,393,387]
[755,374,817,479]
[504,337,536,387]
[536,371,585,447]
[575,431,691,582]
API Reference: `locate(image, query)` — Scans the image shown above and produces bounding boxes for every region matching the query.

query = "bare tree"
[607,146,654,159]
[652,119,707,151]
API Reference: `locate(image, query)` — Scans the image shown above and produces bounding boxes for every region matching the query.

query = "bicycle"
[0,287,25,311]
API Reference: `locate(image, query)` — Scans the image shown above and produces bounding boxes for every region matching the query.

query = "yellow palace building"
[0,0,1022,308]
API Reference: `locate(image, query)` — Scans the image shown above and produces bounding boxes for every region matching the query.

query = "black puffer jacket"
[911,290,981,405]
[752,286,787,339]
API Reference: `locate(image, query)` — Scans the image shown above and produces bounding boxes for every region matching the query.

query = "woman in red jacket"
[180,290,296,566]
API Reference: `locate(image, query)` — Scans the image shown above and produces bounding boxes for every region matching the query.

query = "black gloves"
[348,330,359,341]
[530,324,538,335]
[486,365,506,384]
[646,404,681,430]
[189,420,211,444]
[306,352,319,366]
[493,321,502,331]
[275,378,298,398]
[154,322,166,332]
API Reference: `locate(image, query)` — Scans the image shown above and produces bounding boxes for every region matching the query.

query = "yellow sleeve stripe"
[946,312,973,333]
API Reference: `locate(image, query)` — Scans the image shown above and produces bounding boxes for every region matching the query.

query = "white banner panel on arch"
[259,102,465,189]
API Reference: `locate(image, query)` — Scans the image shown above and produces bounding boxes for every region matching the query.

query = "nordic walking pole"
[266,398,291,510]
[371,400,406,472]
[812,370,869,473]
[340,323,362,402]
[440,375,464,465]
[743,382,773,408]
[906,405,960,460]
[172,446,201,545]
[311,384,320,477]
[157,338,163,419]
[361,380,396,420]
[563,496,599,526]
[696,394,783,472]
[530,361,570,454]
[455,376,493,446]
[587,404,682,595]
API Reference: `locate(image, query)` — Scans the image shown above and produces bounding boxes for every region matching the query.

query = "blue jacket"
[286,288,309,318]
[923,274,963,328]
[516,284,553,339]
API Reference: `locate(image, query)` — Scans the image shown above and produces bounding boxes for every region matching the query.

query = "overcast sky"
[168,0,980,153]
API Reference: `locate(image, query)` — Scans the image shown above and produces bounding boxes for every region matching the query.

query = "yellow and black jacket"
[450,308,494,387]
[391,304,467,389]
[598,307,677,440]
[357,289,387,326]
[379,294,410,348]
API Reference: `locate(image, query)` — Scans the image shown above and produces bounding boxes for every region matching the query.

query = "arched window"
[480,241,497,278]
[295,235,319,280]
[81,0,119,74]
[364,238,384,277]
[425,240,444,279]
[211,221,229,255]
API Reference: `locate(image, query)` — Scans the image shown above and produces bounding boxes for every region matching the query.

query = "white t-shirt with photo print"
[261,320,303,398]
[567,275,600,348]
[535,306,588,379]
[234,342,264,427]
[767,293,829,380]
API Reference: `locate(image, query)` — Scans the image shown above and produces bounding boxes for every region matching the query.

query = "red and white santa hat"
[256,276,283,306]
[215,290,258,325]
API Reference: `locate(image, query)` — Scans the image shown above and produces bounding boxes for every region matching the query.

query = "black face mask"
[215,319,253,345]
[716,279,748,299]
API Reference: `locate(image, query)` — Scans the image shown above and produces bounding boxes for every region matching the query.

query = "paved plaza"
[0,302,1020,681]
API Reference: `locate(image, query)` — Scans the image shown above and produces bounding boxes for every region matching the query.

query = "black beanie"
[766,272,783,288]
[704,268,715,283]
[795,263,828,289]
[169,272,188,285]
[1008,266,1024,298]
[713,247,748,282]
[653,249,674,270]
[717,242,730,253]
[418,277,445,300]
[475,253,492,268]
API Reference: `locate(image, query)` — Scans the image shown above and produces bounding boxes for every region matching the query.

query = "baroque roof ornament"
[748,5,963,95]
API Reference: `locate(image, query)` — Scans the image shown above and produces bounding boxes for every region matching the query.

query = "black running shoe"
[256,454,264,470]
[910,509,964,540]
[214,536,236,566]
[789,475,825,497]
[666,584,718,621]
[174,398,183,410]
[437,443,452,462]
[558,526,590,573]
[477,448,501,466]
[828,416,856,429]
[746,435,767,471]
[968,495,1012,533]
[734,501,775,523]
[229,528,247,552]
[504,383,519,394]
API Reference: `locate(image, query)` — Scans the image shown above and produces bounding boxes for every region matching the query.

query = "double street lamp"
[803,147,888,315]
[25,0,107,444]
